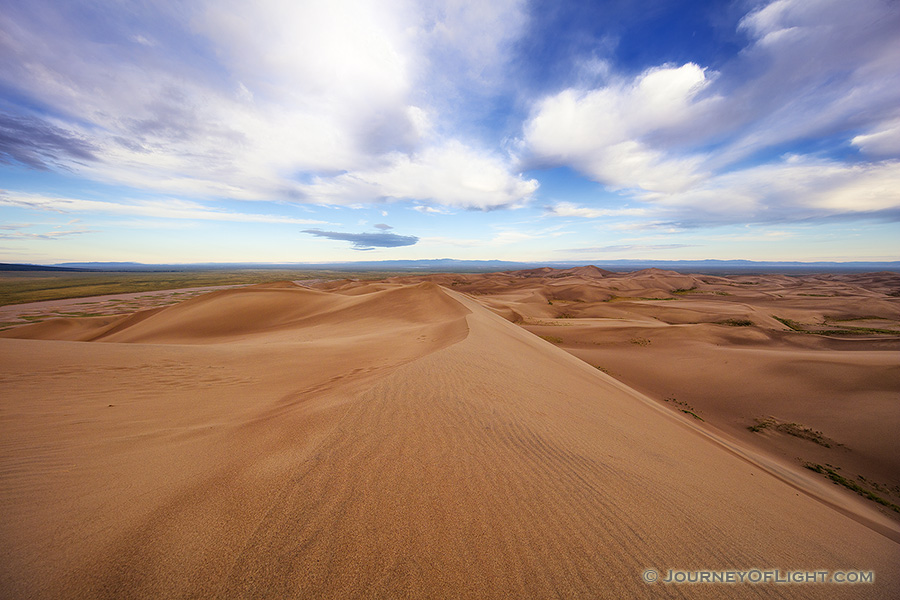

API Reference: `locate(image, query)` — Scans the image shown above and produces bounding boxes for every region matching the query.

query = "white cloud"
[639,157,900,225]
[0,221,92,240]
[545,202,648,219]
[0,229,91,241]
[852,119,900,157]
[414,205,453,215]
[301,140,538,210]
[419,224,566,249]
[0,192,326,225]
[522,63,716,193]
[131,35,156,47]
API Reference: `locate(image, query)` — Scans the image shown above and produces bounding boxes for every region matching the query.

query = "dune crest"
[2,280,469,344]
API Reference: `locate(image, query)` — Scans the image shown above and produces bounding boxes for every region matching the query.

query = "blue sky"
[1,0,898,264]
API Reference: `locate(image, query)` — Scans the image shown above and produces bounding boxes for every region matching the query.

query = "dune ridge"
[385,268,900,507]
[2,281,465,344]
[1,279,898,598]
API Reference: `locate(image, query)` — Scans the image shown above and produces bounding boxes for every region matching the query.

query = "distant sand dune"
[1,278,898,598]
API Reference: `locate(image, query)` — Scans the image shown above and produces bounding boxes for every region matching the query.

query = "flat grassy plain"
[0,270,402,306]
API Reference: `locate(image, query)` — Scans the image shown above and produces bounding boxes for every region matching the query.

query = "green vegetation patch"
[772,316,805,331]
[748,417,838,448]
[772,315,898,336]
[818,326,899,335]
[539,335,563,344]
[606,295,674,302]
[826,315,884,322]
[663,397,703,420]
[680,410,704,421]
[803,463,900,513]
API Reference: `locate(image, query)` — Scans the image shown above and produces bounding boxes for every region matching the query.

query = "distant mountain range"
[0,263,99,272]
[1,258,897,274]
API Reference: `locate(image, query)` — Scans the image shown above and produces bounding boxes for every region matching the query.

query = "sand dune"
[397,269,900,513]
[1,277,898,598]
[4,281,466,345]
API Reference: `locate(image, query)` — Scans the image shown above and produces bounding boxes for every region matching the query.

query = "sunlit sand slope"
[1,282,897,598]
[389,268,900,508]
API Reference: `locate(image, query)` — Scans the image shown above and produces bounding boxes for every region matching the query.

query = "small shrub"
[773,316,804,331]
[747,420,770,433]
[720,318,753,327]
[681,410,704,421]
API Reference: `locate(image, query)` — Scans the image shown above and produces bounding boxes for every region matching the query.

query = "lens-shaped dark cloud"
[302,229,419,251]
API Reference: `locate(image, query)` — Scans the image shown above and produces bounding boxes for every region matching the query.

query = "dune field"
[1,269,898,598]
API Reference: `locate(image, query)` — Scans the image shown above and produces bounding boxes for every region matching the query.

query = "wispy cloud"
[414,205,453,215]
[302,228,419,251]
[0,227,92,241]
[0,114,98,170]
[544,202,648,218]
[852,119,900,157]
[0,192,326,224]
[563,244,698,253]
